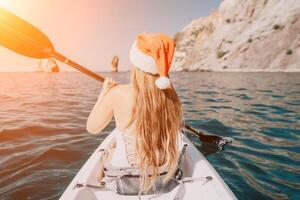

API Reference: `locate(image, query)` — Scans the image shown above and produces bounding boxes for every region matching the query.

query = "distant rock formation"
[172,0,300,72]
[111,56,119,72]
[48,58,59,72]
[37,58,60,73]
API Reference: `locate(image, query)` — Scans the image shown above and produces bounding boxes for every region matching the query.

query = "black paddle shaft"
[184,124,223,143]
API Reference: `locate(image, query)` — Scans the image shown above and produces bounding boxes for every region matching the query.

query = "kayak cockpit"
[60,133,237,200]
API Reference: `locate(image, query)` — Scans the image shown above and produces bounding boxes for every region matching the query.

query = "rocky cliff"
[172,0,300,72]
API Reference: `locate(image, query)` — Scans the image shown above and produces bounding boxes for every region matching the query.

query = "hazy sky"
[0,0,221,72]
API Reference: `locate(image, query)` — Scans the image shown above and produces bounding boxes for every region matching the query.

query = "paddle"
[0,8,228,147]
[0,7,104,82]
[185,124,222,143]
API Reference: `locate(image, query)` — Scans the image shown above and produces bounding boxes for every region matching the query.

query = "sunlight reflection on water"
[0,72,299,200]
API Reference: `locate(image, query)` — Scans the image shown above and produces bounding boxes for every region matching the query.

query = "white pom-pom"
[155,76,171,89]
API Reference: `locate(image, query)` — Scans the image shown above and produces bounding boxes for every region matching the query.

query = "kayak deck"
[60,130,236,200]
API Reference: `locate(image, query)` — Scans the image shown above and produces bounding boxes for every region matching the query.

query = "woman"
[87,33,182,193]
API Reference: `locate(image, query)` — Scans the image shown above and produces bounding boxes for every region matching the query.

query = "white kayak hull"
[60,130,237,200]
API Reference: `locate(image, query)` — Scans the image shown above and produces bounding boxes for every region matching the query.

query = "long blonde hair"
[131,67,182,192]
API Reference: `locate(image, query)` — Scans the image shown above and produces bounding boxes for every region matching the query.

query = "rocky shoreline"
[171,0,300,72]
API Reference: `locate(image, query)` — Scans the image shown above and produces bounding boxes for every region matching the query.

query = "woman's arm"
[87,78,117,134]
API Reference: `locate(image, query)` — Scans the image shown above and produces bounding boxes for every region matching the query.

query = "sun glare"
[0,0,10,9]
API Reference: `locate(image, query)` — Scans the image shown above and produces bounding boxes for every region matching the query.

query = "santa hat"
[129,33,175,89]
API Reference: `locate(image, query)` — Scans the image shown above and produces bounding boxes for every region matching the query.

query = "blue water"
[0,72,299,200]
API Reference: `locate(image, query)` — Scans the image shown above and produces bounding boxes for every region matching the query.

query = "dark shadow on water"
[192,118,237,137]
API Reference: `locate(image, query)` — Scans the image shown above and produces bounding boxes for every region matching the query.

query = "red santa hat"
[129,33,175,89]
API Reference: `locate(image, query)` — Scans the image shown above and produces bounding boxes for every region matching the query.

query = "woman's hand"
[101,78,117,95]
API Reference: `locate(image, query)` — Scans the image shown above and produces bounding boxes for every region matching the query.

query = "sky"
[0,0,221,72]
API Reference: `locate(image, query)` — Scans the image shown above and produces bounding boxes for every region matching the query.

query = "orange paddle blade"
[0,8,54,59]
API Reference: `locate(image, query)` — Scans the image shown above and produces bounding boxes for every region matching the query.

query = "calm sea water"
[0,72,299,200]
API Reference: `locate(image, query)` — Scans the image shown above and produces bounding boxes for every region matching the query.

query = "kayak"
[60,129,237,200]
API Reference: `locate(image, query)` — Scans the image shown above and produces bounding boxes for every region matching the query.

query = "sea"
[0,72,299,200]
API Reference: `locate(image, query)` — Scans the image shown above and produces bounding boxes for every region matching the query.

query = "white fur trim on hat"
[155,76,171,89]
[129,40,158,74]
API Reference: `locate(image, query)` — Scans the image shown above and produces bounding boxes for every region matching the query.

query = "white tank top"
[110,124,136,167]
[110,126,183,168]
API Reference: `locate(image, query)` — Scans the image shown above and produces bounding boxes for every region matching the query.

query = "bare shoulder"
[107,84,134,98]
